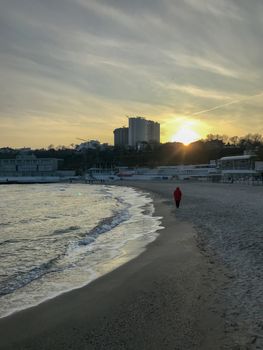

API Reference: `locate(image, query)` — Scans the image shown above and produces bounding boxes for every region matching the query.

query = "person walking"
[173,187,182,208]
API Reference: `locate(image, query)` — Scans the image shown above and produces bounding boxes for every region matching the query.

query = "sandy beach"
[0,181,262,349]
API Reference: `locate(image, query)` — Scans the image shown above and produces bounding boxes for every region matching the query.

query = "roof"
[222,170,257,174]
[220,155,253,161]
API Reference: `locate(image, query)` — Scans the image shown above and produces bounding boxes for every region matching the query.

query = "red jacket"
[174,188,182,201]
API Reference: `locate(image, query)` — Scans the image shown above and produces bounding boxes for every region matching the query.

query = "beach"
[0,181,262,349]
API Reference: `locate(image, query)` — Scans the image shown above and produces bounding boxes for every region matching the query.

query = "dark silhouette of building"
[113,127,129,147]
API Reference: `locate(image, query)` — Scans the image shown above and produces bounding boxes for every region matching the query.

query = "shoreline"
[0,184,161,320]
[0,181,256,349]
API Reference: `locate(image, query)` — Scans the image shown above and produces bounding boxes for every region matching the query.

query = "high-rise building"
[128,117,148,147]
[128,117,160,147]
[113,127,129,147]
[147,120,160,143]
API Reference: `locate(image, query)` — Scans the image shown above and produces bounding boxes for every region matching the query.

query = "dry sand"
[0,181,262,349]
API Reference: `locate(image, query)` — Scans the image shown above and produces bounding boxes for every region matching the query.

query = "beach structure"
[84,154,263,183]
[156,164,219,181]
[85,167,119,182]
[86,163,220,182]
[111,164,218,181]
[0,152,58,176]
[0,151,75,183]
[218,155,261,182]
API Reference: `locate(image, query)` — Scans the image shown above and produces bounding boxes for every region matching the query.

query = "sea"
[0,183,162,318]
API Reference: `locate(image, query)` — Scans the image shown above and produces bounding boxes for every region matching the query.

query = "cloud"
[193,91,263,116]
[183,0,243,20]
[172,55,240,78]
[0,0,262,147]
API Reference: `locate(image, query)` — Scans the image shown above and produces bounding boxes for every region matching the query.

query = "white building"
[0,153,59,176]
[218,155,259,181]
[114,164,219,181]
[155,164,219,180]
[128,117,160,147]
[0,152,77,183]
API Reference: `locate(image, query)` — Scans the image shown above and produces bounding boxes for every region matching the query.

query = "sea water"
[0,184,162,318]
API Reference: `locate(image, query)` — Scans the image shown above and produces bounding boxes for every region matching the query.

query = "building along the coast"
[157,164,219,181]
[0,152,75,181]
[147,120,160,144]
[113,164,219,181]
[218,155,263,182]
[0,153,58,177]
[113,127,129,147]
[85,158,263,183]
[128,117,148,147]
[128,117,160,147]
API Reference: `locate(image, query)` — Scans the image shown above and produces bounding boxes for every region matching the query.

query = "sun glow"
[171,123,201,145]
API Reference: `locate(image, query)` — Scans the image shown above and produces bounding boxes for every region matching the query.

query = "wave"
[1,207,131,297]
[0,255,63,297]
[0,185,161,308]
[0,184,163,319]
[0,222,11,227]
[52,226,81,235]
[0,239,20,246]
[78,208,130,246]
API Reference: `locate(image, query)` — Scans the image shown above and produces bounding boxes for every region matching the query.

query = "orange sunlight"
[171,124,201,145]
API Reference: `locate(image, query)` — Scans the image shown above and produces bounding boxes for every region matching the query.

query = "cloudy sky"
[0,0,263,147]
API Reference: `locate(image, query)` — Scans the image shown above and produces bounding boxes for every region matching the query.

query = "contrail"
[192,91,263,116]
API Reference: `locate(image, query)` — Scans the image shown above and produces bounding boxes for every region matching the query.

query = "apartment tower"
[113,127,129,147]
[128,117,160,147]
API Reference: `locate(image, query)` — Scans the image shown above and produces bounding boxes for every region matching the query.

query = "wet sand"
[1,181,257,349]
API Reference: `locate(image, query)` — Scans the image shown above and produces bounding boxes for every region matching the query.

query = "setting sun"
[172,125,200,145]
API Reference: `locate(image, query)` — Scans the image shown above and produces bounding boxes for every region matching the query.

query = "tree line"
[1,134,263,173]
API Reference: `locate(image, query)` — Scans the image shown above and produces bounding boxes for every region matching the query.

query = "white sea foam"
[0,184,162,318]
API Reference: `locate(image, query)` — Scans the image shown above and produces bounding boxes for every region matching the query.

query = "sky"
[0,0,263,148]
